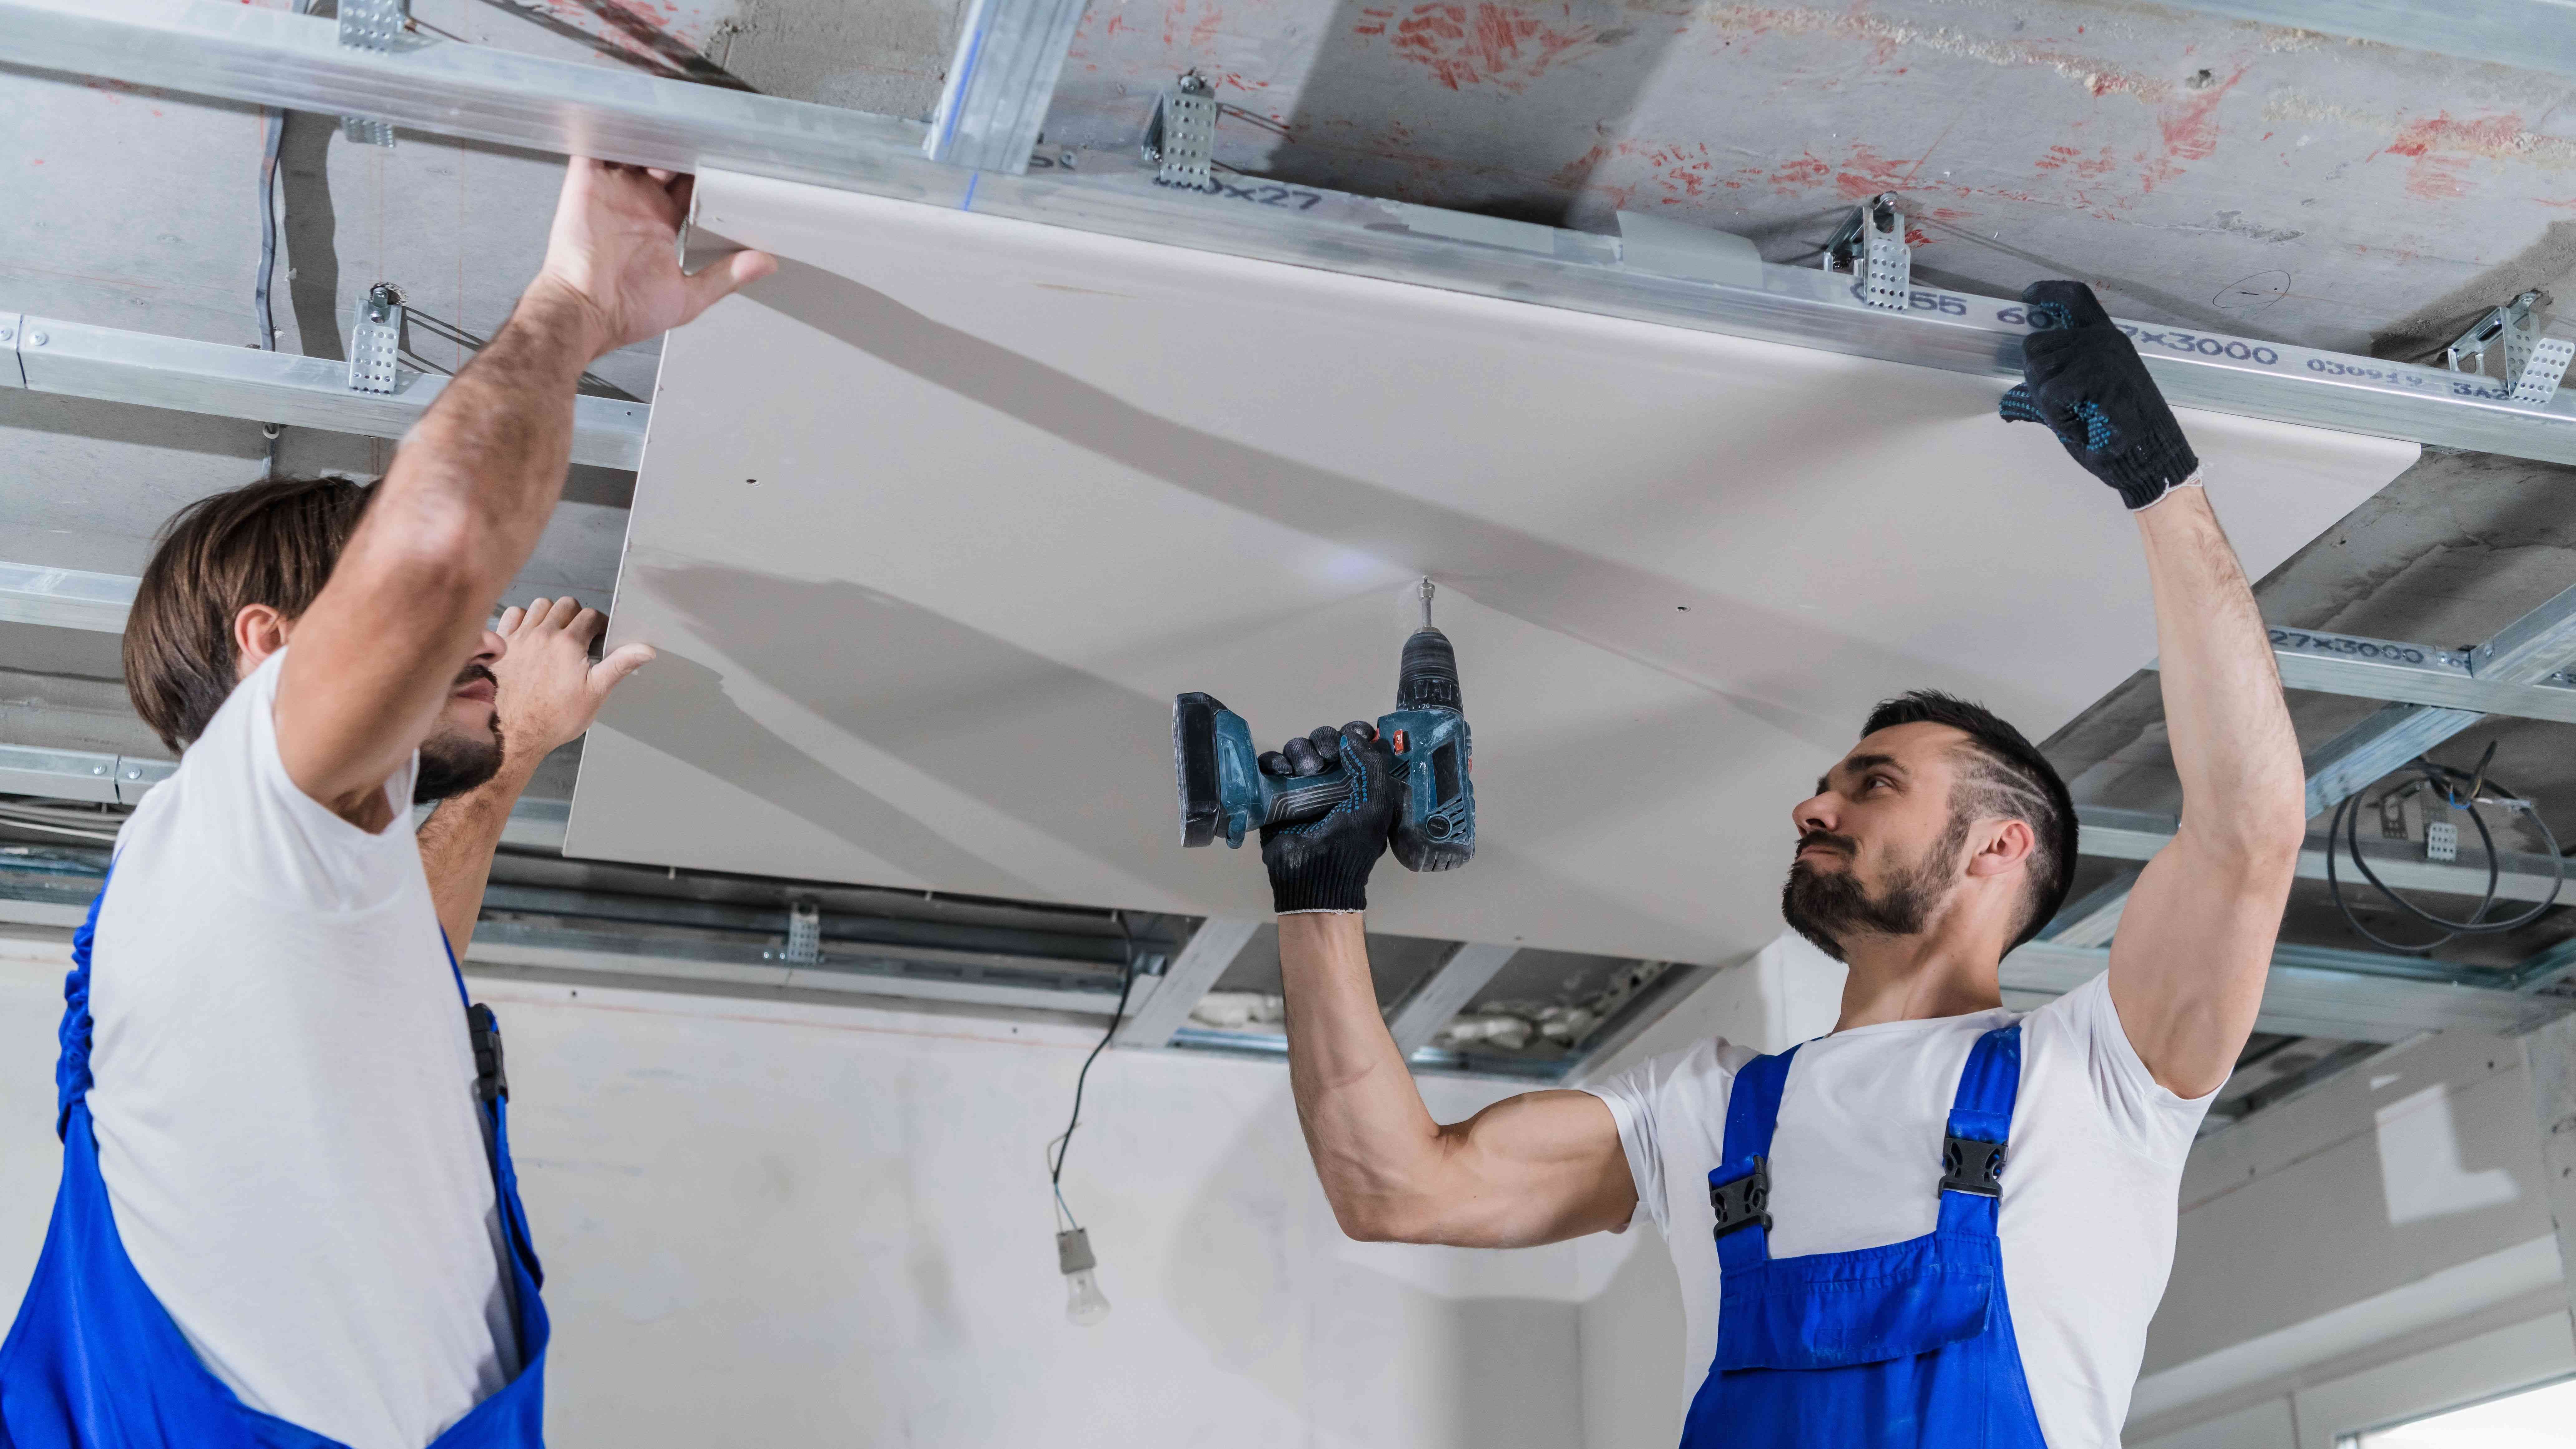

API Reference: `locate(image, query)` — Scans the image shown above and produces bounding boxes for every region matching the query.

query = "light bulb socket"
[1056,1227,1097,1275]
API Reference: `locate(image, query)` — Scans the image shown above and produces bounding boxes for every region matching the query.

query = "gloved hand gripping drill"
[1173,578,1476,911]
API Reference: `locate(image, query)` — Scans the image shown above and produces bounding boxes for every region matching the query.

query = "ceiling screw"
[27,332,47,347]
[0,327,13,343]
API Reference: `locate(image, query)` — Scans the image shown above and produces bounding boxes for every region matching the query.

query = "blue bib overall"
[0,875,551,1447]
[1678,1025,2047,1449]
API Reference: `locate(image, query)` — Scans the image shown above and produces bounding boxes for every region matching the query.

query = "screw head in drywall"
[0,327,12,343]
[27,332,46,347]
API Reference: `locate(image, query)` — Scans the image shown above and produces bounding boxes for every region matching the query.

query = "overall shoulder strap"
[1936,1023,2023,1233]
[1710,1045,1798,1269]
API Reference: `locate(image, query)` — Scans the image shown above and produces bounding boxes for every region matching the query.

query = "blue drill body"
[1174,584,1476,872]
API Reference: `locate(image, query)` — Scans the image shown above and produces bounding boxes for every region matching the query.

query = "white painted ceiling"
[565,169,2413,964]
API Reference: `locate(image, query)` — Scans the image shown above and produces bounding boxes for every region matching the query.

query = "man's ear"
[232,604,293,681]
[1966,818,2037,878]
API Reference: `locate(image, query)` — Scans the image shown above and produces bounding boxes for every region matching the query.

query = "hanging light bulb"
[1058,1228,1111,1327]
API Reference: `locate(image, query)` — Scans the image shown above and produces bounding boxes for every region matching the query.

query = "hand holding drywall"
[2000,280,2200,510]
[531,159,777,358]
[490,596,656,766]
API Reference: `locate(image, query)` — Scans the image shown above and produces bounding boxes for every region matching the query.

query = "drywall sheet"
[568,170,2416,965]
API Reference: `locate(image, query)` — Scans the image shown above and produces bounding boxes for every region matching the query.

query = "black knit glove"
[1258,723,1397,914]
[2001,281,2201,510]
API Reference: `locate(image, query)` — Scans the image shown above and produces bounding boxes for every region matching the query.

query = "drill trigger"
[1389,729,1409,755]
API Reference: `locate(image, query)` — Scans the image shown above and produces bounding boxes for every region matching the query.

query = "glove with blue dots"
[1258,723,1397,914]
[2000,280,2201,511]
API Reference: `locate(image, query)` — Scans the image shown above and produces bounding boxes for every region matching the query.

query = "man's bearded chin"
[1779,821,1966,963]
[414,717,505,804]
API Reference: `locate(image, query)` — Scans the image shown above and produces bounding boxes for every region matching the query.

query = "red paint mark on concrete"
[2387,112,2526,158]
[1769,153,1830,189]
[1833,144,1918,200]
[1367,2,1598,93]
[2156,66,2243,163]
[2382,113,2531,203]
[2405,155,2474,200]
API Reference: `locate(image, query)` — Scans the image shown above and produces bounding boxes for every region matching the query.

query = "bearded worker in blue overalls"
[0,161,772,1448]
[1253,281,2305,1447]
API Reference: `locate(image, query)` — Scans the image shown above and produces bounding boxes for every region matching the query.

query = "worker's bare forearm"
[1277,915,1635,1247]
[1278,914,1452,1239]
[398,283,606,600]
[418,752,541,956]
[2135,487,2307,857]
[2113,485,2305,1095]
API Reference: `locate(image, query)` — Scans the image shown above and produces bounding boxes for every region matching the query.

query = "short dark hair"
[124,476,375,752]
[1860,689,2077,950]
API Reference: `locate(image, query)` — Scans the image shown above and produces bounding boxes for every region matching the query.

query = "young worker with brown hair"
[1248,282,2305,1448]
[0,161,771,1449]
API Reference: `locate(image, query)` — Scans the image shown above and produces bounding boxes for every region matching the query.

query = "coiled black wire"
[2327,753,2565,953]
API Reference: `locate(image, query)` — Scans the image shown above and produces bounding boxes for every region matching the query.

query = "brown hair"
[123,476,375,752]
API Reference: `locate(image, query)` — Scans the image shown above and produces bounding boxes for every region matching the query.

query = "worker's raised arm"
[1266,725,1635,1247]
[2000,282,2307,1098]
[275,163,770,828]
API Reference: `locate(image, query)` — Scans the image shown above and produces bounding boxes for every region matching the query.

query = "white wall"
[2129,1025,2576,1447]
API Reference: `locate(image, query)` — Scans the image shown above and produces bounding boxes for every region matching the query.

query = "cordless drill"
[1173,579,1475,871]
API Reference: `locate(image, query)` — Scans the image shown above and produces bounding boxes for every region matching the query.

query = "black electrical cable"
[1045,918,1139,1232]
[2326,756,2565,953]
[251,1,310,478]
[255,105,283,480]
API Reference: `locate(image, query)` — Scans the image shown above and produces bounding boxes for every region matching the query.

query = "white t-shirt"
[85,650,519,1449]
[1583,973,2212,1448]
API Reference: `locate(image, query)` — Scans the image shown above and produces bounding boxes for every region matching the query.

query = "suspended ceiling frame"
[3,0,2573,1071]
[12,1,2576,464]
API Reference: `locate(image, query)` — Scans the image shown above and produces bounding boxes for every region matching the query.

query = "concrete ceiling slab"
[1044,0,2576,358]
[563,169,2411,964]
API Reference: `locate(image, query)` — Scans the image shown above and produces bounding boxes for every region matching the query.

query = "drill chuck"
[1396,628,1462,714]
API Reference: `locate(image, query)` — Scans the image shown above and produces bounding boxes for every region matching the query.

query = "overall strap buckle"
[1938,1133,2003,1197]
[1710,1156,1773,1240]
[467,1003,509,1105]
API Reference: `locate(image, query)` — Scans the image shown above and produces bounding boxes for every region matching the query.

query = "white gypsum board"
[567,169,2414,966]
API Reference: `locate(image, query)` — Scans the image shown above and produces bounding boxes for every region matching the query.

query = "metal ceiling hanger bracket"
[336,0,407,146]
[2444,289,2576,406]
[348,283,404,395]
[1141,72,1219,193]
[1822,193,1911,312]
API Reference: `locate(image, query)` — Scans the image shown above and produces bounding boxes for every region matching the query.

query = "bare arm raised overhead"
[273,162,770,831]
[2000,282,2307,1098]
[1266,724,1635,1247]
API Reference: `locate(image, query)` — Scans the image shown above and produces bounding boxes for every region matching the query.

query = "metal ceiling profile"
[2058,577,2576,957]
[920,0,1090,174]
[10,1,2576,464]
[0,561,134,633]
[0,310,648,470]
